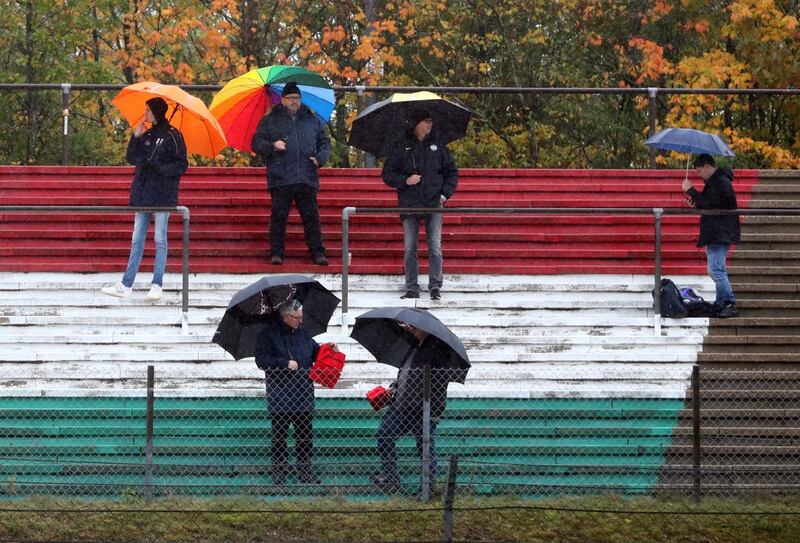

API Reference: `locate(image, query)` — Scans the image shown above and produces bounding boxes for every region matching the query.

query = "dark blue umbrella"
[644,128,734,157]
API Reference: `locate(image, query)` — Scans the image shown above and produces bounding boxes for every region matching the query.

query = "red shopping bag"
[366,386,391,412]
[308,344,345,388]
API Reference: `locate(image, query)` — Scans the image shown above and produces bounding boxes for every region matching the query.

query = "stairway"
[0,272,706,498]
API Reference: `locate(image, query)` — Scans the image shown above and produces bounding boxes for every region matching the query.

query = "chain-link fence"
[3,365,799,504]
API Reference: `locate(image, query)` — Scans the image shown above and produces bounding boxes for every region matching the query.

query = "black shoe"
[297,467,321,485]
[270,255,283,265]
[717,303,740,318]
[312,254,328,266]
[430,288,441,300]
[400,291,419,299]
[371,473,401,494]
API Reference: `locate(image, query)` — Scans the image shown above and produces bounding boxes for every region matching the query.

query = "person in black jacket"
[251,82,332,266]
[255,299,338,485]
[371,324,454,494]
[683,153,741,318]
[382,109,458,300]
[102,97,187,301]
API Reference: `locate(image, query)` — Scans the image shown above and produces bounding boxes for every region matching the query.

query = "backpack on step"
[654,278,688,318]
[679,286,717,317]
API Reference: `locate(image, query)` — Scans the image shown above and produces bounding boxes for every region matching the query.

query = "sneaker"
[717,303,739,318]
[297,466,321,485]
[101,282,131,298]
[145,284,162,301]
[400,291,419,299]
[371,473,401,494]
[312,254,328,266]
[430,288,441,300]
[270,255,283,265]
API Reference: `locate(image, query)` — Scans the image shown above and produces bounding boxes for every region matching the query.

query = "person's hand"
[287,360,299,371]
[309,157,318,168]
[273,140,287,152]
[406,174,421,186]
[133,121,145,138]
[681,179,693,192]
[327,341,339,352]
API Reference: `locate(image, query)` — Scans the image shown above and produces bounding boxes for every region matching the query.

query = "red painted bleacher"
[0,166,758,274]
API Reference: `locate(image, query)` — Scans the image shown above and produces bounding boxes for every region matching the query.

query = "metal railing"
[341,206,800,334]
[0,205,191,331]
[2,83,799,167]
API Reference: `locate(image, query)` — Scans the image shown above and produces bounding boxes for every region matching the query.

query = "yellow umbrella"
[112,81,227,158]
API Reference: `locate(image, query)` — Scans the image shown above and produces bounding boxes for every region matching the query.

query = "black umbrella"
[350,307,470,383]
[347,91,472,158]
[212,274,340,360]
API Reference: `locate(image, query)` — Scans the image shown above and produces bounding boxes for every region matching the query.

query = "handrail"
[341,206,800,334]
[0,205,191,332]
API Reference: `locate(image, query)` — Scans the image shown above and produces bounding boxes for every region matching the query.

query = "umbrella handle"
[168,104,180,123]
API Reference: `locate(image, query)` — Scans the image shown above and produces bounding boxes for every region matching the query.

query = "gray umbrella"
[212,274,340,360]
[350,307,469,383]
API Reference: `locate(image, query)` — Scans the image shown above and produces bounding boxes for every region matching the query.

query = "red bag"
[308,344,345,389]
[366,386,391,412]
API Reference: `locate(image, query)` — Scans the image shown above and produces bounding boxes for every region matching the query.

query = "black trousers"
[269,184,325,257]
[271,411,314,472]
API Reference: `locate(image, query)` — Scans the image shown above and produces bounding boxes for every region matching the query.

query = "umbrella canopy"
[112,81,227,158]
[212,274,340,360]
[347,91,472,158]
[644,128,735,157]
[209,65,335,152]
[350,307,470,383]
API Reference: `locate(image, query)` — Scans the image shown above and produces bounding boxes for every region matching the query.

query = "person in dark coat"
[254,299,337,485]
[683,153,741,317]
[101,97,188,301]
[251,82,332,266]
[382,109,458,300]
[371,324,455,494]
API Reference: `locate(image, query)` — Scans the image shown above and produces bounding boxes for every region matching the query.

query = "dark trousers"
[376,404,438,482]
[269,184,325,258]
[271,411,314,474]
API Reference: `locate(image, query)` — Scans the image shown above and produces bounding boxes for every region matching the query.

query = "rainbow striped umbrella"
[209,65,334,152]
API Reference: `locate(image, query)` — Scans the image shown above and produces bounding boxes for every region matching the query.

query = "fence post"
[692,364,701,502]
[180,206,190,334]
[145,365,155,500]
[648,87,657,168]
[421,363,432,502]
[341,207,354,333]
[442,455,459,543]
[653,208,663,336]
[61,83,71,166]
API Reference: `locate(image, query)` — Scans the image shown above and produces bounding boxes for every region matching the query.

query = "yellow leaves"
[627,37,674,84]
[322,25,346,46]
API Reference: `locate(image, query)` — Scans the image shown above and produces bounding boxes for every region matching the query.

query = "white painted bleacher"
[0,272,713,398]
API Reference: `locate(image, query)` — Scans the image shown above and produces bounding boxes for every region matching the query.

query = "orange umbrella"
[112,81,227,158]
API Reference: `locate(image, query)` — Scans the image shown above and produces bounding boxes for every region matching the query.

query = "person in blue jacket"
[255,299,337,485]
[251,82,331,266]
[102,97,187,301]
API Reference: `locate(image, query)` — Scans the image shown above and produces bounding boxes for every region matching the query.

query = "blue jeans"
[376,403,438,482]
[706,243,735,306]
[121,211,169,288]
[402,207,443,293]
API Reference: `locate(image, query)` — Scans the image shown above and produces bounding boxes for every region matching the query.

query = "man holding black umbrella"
[382,109,459,300]
[370,323,456,495]
[255,299,338,485]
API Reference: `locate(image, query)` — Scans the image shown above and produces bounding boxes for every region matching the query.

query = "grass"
[1,494,800,542]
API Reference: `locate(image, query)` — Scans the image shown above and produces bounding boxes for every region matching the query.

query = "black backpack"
[679,286,717,317]
[654,278,688,318]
